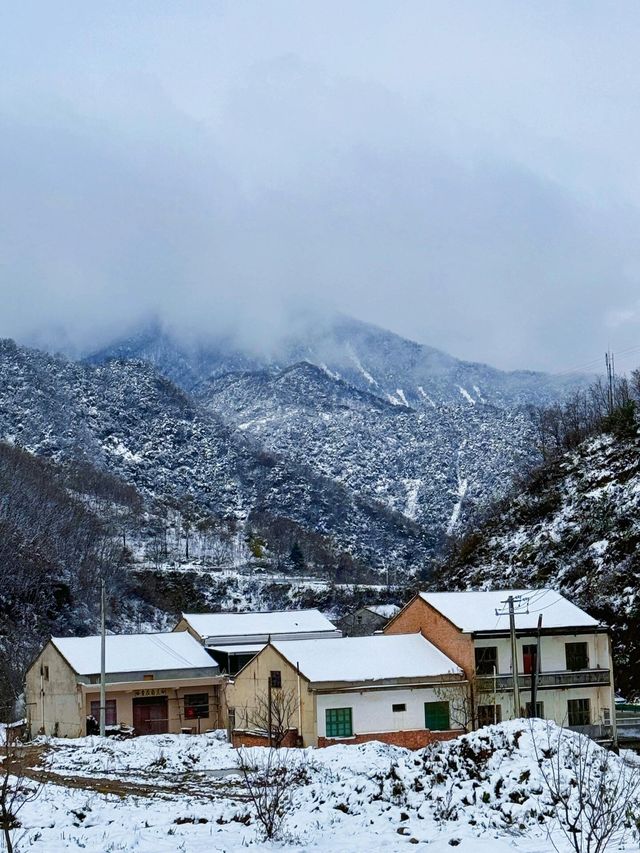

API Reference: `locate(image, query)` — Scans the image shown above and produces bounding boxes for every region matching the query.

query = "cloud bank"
[2,1,640,371]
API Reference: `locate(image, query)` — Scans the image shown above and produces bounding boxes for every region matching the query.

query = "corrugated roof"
[272,633,461,683]
[181,609,338,639]
[418,589,599,633]
[52,632,218,676]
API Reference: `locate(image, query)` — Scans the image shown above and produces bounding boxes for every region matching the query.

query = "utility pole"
[496,594,529,719]
[267,674,273,748]
[99,577,106,737]
[605,350,616,415]
[508,597,521,718]
[530,614,543,717]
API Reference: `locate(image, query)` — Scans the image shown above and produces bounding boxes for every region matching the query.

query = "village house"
[228,632,466,748]
[338,603,401,637]
[384,589,616,739]
[25,632,224,738]
[174,608,341,674]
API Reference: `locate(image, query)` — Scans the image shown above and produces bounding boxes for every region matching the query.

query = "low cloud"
[2,2,640,371]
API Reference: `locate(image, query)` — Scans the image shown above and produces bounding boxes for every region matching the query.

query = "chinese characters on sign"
[133,688,168,697]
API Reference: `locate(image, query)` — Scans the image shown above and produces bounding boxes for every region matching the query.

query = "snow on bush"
[16,721,640,851]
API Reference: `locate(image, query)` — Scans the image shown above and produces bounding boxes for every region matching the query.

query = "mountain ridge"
[85,313,585,407]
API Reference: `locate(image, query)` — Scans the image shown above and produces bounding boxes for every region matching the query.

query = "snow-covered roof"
[366,604,400,619]
[181,609,338,640]
[418,589,599,633]
[52,632,218,676]
[272,633,461,683]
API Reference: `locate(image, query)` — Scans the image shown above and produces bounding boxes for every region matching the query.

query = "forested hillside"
[0,325,590,713]
[439,374,640,696]
[0,444,136,709]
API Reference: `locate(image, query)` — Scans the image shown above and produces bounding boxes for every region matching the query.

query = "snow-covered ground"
[6,720,640,852]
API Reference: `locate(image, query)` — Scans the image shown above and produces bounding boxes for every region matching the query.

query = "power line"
[554,343,640,377]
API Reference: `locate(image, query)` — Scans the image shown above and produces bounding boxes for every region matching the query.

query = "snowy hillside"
[0,335,546,577]
[0,339,429,576]
[195,360,535,536]
[440,426,640,697]
[88,313,583,407]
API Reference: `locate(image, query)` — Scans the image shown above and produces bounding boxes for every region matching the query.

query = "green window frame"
[424,701,450,731]
[325,707,353,738]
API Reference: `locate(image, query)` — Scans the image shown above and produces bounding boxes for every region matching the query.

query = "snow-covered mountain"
[0,340,426,575]
[87,313,582,407]
[0,316,583,581]
[439,422,640,698]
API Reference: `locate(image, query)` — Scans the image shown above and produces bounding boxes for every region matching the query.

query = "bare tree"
[433,674,496,732]
[0,729,48,853]
[248,686,299,749]
[236,747,310,841]
[532,721,640,853]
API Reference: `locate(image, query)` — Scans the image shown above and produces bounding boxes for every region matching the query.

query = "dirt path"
[6,745,249,802]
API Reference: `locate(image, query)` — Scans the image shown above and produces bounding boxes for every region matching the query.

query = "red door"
[133,697,169,735]
[522,645,537,675]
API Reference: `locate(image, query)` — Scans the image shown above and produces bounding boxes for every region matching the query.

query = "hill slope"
[87,313,582,407]
[0,340,430,576]
[440,425,640,696]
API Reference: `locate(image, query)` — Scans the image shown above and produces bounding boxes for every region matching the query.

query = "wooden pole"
[508,596,521,718]
[530,615,542,717]
[267,675,273,747]
[99,578,106,737]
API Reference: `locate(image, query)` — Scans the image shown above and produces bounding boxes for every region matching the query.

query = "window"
[90,699,117,726]
[424,701,450,731]
[325,707,353,738]
[525,701,544,718]
[270,670,282,689]
[565,643,589,671]
[477,704,502,727]
[603,707,611,725]
[568,698,591,727]
[522,644,538,675]
[392,703,406,713]
[41,665,49,680]
[475,646,498,675]
[143,674,155,681]
[184,693,209,719]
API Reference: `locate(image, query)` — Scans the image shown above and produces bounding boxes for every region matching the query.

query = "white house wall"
[488,685,613,726]
[474,632,610,674]
[316,687,464,738]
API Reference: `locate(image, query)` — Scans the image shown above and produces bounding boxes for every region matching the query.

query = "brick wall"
[317,728,460,749]
[231,728,299,748]
[384,597,475,678]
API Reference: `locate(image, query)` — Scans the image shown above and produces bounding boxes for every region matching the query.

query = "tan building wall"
[25,640,226,738]
[384,597,475,677]
[82,683,223,733]
[228,645,316,745]
[173,618,202,641]
[25,642,85,737]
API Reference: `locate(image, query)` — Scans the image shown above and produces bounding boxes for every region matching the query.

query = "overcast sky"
[2,1,640,371]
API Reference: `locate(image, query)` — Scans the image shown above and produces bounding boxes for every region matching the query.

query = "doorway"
[132,696,169,735]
